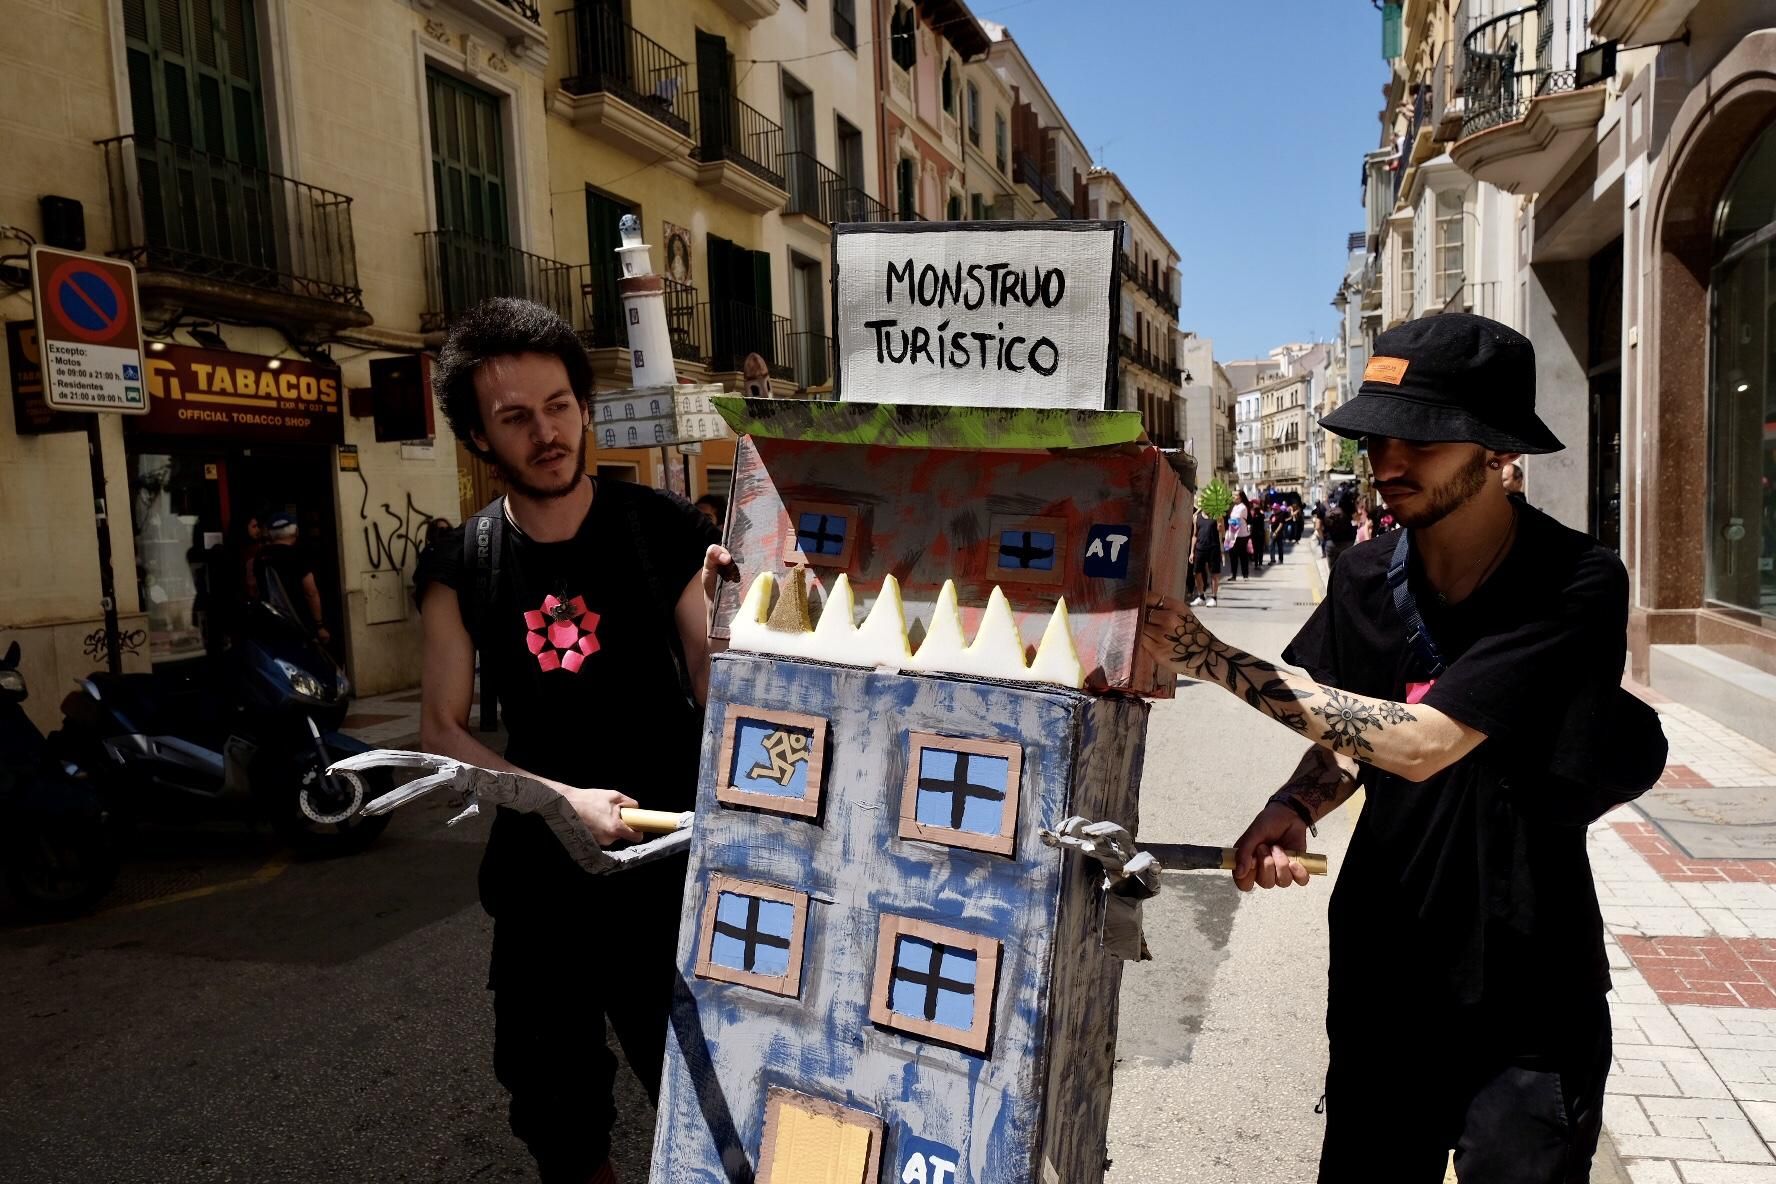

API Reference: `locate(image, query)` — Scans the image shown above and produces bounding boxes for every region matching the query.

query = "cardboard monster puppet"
[650,220,1198,1184]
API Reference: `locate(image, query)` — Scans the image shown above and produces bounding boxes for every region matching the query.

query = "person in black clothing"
[1141,314,1667,1183]
[413,298,728,1184]
[258,512,329,644]
[1187,496,1222,607]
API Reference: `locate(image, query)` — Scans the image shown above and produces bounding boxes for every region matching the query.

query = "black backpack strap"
[462,496,505,732]
[1387,528,1447,679]
[614,483,698,711]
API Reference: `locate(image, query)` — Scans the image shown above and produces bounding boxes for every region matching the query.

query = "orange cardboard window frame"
[898,732,1023,857]
[782,500,860,569]
[716,707,828,818]
[694,875,810,998]
[985,513,1066,586]
[868,914,1000,1055]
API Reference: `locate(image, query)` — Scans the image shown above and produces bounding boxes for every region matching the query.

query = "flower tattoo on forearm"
[1162,621,1313,733]
[1310,686,1418,756]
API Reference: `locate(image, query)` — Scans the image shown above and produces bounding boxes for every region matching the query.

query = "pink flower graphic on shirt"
[522,593,601,673]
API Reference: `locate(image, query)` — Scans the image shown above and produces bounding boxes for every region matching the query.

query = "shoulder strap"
[1387,529,1447,678]
[462,496,504,732]
[614,482,698,711]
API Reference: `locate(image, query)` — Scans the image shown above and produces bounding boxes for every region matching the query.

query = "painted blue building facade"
[651,651,1148,1183]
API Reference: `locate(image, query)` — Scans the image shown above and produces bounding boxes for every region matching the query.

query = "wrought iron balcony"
[1117,335,1183,385]
[786,330,832,389]
[98,133,363,314]
[698,300,793,380]
[781,151,891,224]
[1458,1,1578,139]
[557,7,694,139]
[1013,151,1072,218]
[690,91,786,190]
[1121,253,1179,318]
[417,229,580,333]
[495,0,541,23]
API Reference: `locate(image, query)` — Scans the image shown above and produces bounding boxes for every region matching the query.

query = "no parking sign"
[30,244,148,414]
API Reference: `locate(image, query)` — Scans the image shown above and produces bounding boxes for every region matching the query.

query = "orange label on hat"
[1363,356,1411,385]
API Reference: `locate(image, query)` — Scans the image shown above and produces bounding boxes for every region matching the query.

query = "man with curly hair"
[1140,314,1667,1183]
[413,298,729,1183]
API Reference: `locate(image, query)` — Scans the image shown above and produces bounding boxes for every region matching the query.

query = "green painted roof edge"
[710,397,1146,450]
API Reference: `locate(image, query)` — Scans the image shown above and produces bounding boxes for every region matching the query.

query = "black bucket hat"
[1320,313,1564,454]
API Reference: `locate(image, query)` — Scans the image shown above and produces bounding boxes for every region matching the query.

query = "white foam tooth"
[1028,597,1087,689]
[964,585,1031,678]
[729,571,785,655]
[911,579,968,670]
[858,573,914,665]
[813,573,857,640]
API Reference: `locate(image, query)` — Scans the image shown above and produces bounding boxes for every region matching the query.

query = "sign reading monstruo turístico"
[832,221,1122,410]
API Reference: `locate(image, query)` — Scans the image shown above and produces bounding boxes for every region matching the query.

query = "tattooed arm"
[1276,745,1364,822]
[1139,599,1486,783]
[1226,747,1364,891]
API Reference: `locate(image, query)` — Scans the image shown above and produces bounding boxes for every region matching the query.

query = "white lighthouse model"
[616,214,679,389]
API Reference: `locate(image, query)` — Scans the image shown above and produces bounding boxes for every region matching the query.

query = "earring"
[1487,460,1501,469]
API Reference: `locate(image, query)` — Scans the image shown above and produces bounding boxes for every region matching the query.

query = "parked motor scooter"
[54,569,387,855]
[0,642,118,917]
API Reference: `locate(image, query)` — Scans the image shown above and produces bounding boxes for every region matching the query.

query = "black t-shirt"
[258,544,316,624]
[414,478,718,917]
[1282,504,1665,1033]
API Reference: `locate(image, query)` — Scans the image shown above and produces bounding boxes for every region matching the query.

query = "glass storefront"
[1708,123,1776,622]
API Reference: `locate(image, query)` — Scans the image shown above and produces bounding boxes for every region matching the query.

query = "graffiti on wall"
[355,471,443,576]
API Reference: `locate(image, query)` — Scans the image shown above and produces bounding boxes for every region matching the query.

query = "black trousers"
[488,861,686,1182]
[1227,542,1251,579]
[1319,995,1611,1184]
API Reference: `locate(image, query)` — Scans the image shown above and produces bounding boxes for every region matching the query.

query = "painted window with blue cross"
[898,733,1024,856]
[695,876,808,997]
[987,513,1066,585]
[717,707,827,818]
[870,916,1001,1054]
[781,500,859,568]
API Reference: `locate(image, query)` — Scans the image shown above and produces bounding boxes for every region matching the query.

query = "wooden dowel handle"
[1216,847,1328,876]
[620,808,691,834]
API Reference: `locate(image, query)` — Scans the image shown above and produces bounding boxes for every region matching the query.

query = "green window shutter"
[1382,2,1402,61]
[427,69,507,243]
[750,249,772,315]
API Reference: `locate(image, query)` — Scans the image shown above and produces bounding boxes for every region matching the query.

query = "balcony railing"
[1440,278,1501,320]
[496,0,541,23]
[1117,335,1183,385]
[418,229,580,332]
[690,91,785,189]
[781,151,891,224]
[787,330,832,389]
[557,6,694,139]
[698,300,793,380]
[1458,1,1578,139]
[1121,253,1179,317]
[1013,151,1072,218]
[98,134,362,308]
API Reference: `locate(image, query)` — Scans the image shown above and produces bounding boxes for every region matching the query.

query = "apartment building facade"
[1352,0,1776,735]
[1087,168,1184,446]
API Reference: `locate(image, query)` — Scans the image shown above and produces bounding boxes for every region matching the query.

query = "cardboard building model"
[652,222,1192,1184]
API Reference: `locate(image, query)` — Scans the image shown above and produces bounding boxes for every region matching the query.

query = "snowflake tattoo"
[1309,687,1411,755]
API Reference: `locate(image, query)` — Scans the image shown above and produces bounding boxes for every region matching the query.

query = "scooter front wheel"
[258,755,389,856]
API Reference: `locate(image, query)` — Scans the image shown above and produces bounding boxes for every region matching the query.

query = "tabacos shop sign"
[134,343,344,444]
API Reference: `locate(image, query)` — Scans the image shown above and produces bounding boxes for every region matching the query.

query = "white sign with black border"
[831,220,1123,410]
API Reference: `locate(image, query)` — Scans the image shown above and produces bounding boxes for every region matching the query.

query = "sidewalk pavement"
[340,686,427,750]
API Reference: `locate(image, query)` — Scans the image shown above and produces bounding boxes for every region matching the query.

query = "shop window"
[781,500,858,568]
[717,706,827,818]
[898,732,1022,856]
[695,875,808,997]
[869,915,1000,1053]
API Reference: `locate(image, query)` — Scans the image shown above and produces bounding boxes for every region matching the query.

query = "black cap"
[1319,313,1564,454]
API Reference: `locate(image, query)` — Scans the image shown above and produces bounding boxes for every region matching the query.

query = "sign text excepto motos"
[832,222,1120,410]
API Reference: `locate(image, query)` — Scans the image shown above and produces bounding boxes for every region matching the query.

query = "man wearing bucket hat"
[1141,314,1668,1181]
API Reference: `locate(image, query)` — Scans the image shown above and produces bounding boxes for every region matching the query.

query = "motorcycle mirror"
[2,640,18,669]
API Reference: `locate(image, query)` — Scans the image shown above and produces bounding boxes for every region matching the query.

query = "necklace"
[1433,508,1518,605]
